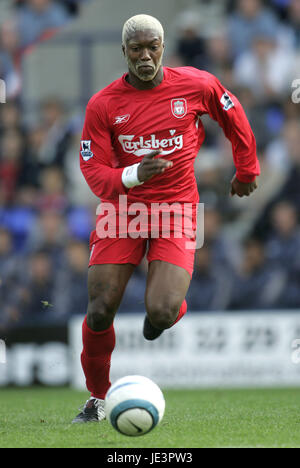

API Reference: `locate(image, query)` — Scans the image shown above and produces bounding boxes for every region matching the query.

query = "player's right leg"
[73,225,147,423]
[73,263,135,423]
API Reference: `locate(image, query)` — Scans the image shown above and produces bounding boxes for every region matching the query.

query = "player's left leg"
[144,259,191,340]
[143,230,195,340]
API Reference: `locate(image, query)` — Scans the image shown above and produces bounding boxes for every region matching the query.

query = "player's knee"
[87,297,118,331]
[146,301,179,330]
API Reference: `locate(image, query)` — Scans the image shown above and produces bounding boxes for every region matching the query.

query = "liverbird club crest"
[171,98,187,119]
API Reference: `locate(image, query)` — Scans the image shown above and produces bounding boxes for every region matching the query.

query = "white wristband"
[121,163,144,188]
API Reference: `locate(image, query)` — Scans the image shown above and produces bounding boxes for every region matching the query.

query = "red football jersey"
[80,66,260,205]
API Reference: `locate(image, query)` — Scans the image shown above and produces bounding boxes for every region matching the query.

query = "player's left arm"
[202,74,260,197]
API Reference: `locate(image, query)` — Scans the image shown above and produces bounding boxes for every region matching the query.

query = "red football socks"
[173,299,187,326]
[81,300,187,398]
[81,316,116,399]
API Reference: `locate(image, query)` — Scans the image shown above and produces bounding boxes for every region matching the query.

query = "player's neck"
[126,67,164,90]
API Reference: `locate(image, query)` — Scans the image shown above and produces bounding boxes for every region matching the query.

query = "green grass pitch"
[0,387,300,448]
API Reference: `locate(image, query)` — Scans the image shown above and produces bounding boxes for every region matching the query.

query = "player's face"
[123,30,164,82]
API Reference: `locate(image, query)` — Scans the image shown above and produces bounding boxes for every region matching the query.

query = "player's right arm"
[137,149,173,182]
[80,102,127,200]
[80,101,172,198]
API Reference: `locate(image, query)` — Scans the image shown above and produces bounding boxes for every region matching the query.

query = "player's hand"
[138,149,173,183]
[230,175,258,197]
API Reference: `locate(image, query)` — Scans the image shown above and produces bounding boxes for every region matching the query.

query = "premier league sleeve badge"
[81,140,94,161]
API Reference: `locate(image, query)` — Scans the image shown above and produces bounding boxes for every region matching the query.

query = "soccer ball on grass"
[104,375,165,436]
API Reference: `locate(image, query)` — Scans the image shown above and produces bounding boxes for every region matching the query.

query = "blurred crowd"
[0,0,300,331]
[0,0,89,99]
[172,0,300,312]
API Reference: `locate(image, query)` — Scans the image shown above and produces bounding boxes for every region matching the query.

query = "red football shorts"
[88,206,197,278]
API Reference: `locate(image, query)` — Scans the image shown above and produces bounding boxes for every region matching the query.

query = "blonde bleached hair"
[122,14,164,45]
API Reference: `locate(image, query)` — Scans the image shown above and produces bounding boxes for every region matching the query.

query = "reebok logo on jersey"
[114,114,130,125]
[118,131,183,157]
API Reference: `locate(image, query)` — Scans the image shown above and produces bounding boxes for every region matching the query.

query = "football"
[104,375,165,436]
